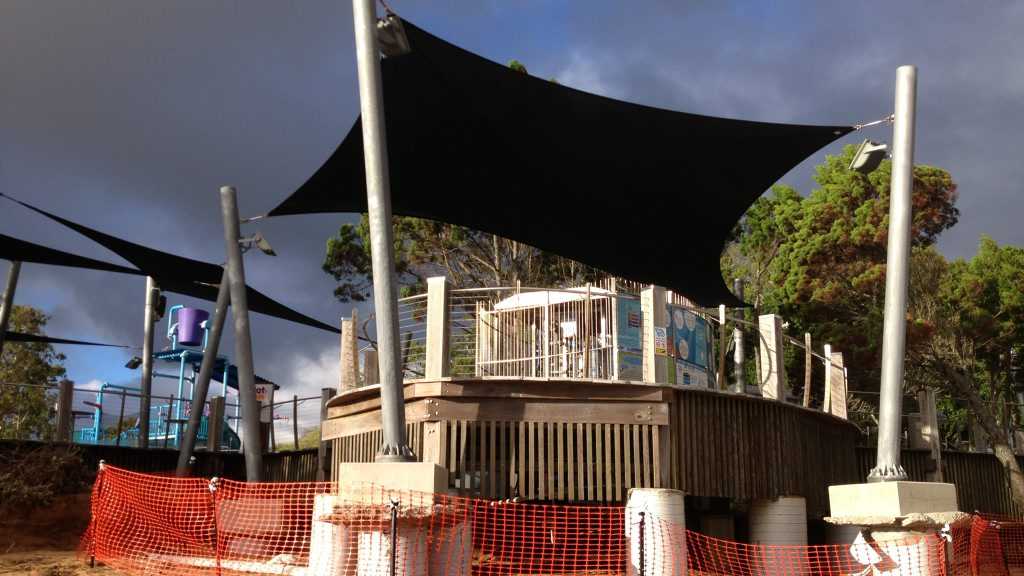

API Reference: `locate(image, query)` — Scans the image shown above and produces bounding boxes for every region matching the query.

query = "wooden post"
[163,395,174,449]
[54,380,73,443]
[717,305,727,390]
[340,310,360,391]
[114,389,127,447]
[802,332,813,408]
[293,394,299,451]
[425,276,451,379]
[317,387,336,481]
[641,286,667,384]
[208,396,225,452]
[823,344,833,413]
[757,314,786,400]
[826,350,847,419]
[362,350,378,385]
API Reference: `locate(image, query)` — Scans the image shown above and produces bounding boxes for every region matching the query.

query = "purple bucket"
[177,308,209,347]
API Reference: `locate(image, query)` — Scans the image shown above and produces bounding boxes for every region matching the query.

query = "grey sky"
[2,1,1021,441]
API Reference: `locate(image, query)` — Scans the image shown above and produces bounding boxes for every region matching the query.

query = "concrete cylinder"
[357,525,428,576]
[625,488,687,576]
[428,521,472,576]
[749,496,807,545]
[308,494,358,575]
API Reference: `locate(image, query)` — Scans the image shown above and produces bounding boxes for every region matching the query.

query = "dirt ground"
[0,493,117,575]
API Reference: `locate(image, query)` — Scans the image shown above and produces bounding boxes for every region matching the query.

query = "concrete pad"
[828,482,958,518]
[337,462,448,503]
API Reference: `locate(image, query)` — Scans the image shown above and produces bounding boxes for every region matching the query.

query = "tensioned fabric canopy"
[1,195,340,334]
[268,19,852,306]
[4,330,130,348]
[0,233,142,276]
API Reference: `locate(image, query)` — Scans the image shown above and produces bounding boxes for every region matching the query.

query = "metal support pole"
[55,380,73,442]
[732,279,745,394]
[176,268,230,476]
[352,0,413,462]
[219,186,264,480]
[139,276,158,448]
[869,65,916,482]
[0,260,21,358]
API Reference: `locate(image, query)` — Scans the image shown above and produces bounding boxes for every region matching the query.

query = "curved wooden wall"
[325,379,860,516]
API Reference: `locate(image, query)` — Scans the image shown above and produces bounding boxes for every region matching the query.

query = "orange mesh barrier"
[84,465,957,576]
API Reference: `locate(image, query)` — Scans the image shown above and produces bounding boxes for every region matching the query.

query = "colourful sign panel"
[668,306,708,369]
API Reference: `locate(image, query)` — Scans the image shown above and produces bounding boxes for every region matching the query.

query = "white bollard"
[357,525,429,576]
[308,494,358,575]
[428,521,472,576]
[625,488,687,576]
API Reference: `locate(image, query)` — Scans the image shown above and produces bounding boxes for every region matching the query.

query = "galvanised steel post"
[220,186,264,480]
[869,66,917,482]
[176,268,230,476]
[139,276,158,448]
[0,260,21,358]
[351,0,413,462]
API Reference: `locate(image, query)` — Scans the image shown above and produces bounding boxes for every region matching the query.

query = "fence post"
[757,314,786,400]
[317,387,336,481]
[732,279,745,394]
[828,351,847,420]
[341,310,360,391]
[292,394,299,451]
[55,380,73,442]
[114,389,127,447]
[363,350,378,385]
[823,344,833,413]
[641,286,667,384]
[425,276,451,380]
[717,305,727,390]
[803,332,813,407]
[208,396,225,452]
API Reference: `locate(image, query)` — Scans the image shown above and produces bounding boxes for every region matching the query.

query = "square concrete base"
[829,481,958,518]
[336,462,449,503]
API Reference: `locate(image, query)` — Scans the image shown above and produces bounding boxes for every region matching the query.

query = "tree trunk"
[938,358,1024,509]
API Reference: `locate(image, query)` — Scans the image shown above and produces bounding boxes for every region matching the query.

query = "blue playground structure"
[74,304,277,450]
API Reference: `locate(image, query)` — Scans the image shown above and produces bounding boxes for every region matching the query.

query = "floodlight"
[238,233,276,256]
[849,139,888,174]
[125,356,143,369]
[377,13,410,57]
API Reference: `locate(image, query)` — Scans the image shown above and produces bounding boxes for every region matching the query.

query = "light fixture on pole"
[849,139,889,174]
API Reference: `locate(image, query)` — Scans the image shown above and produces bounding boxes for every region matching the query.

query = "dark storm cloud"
[1,1,1021,438]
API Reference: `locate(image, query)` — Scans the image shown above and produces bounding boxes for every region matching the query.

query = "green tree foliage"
[0,306,69,440]
[725,144,959,395]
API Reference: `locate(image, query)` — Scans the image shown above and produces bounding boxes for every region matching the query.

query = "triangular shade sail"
[4,330,129,348]
[0,234,142,276]
[268,19,853,306]
[2,195,340,334]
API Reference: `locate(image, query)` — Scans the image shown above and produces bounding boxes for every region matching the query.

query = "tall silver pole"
[176,268,230,476]
[869,65,916,482]
[138,276,158,448]
[732,278,745,394]
[219,186,264,480]
[0,261,21,358]
[352,0,413,461]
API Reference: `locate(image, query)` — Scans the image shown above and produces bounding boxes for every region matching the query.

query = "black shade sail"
[1,195,340,334]
[4,330,130,348]
[268,19,852,306]
[0,234,143,276]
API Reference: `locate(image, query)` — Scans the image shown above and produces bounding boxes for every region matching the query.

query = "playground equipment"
[73,304,278,450]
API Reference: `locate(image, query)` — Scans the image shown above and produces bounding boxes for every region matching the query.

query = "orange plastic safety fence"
[84,466,961,576]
